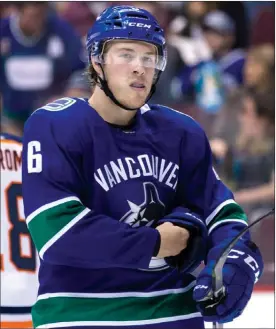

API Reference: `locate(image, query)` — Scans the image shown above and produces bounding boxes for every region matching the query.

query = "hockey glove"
[156,207,208,273]
[193,238,263,323]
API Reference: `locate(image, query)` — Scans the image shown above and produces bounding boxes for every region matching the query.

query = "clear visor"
[92,42,167,72]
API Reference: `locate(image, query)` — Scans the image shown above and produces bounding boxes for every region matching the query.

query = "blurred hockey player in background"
[1,106,38,328]
[0,1,85,124]
[22,5,263,329]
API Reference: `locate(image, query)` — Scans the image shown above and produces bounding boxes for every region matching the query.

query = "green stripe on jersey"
[32,284,198,328]
[28,199,86,253]
[207,203,248,232]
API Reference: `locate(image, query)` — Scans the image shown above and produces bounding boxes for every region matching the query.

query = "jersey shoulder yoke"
[147,104,204,136]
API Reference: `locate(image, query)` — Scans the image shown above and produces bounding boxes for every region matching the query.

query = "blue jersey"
[218,49,245,89]
[0,14,85,122]
[22,98,247,328]
[180,49,245,107]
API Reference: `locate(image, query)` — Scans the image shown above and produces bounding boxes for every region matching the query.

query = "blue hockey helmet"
[86,5,167,72]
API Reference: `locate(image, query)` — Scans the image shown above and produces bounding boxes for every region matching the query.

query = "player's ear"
[91,58,103,78]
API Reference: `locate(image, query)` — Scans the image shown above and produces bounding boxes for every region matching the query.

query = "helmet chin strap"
[96,64,160,111]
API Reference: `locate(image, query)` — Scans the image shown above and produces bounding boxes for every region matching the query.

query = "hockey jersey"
[22,98,248,328]
[218,48,245,89]
[179,49,246,110]
[0,14,85,122]
[1,133,38,328]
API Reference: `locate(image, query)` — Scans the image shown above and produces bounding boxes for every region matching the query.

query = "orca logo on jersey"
[120,182,169,271]
[120,182,165,228]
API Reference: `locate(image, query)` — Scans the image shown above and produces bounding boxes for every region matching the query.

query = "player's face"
[186,1,208,20]
[19,4,48,36]
[103,41,157,109]
[204,30,230,55]
[244,54,268,89]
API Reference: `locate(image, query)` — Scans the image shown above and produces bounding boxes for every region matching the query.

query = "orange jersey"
[1,134,38,328]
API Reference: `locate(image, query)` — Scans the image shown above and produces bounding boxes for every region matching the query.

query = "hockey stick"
[208,208,275,329]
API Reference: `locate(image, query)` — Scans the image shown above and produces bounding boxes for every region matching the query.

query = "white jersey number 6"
[28,141,42,173]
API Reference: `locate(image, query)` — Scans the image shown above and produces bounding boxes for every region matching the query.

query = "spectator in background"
[170,1,218,40]
[211,90,274,214]
[169,1,249,49]
[217,1,249,49]
[210,88,242,142]
[202,10,246,91]
[244,44,275,94]
[167,4,225,121]
[0,2,85,123]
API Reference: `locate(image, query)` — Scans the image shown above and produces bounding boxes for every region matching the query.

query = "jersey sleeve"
[177,119,249,246]
[22,108,159,269]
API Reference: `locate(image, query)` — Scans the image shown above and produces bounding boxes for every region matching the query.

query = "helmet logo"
[128,22,152,29]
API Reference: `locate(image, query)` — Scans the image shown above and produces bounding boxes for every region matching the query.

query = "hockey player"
[0,2,85,124]
[1,118,38,328]
[22,5,263,329]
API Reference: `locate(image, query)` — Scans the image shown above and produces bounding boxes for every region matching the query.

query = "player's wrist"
[152,230,161,257]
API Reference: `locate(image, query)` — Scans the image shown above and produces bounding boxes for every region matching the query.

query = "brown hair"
[247,44,275,90]
[236,89,275,153]
[85,64,98,89]
[247,89,275,124]
[248,44,275,70]
[85,41,114,89]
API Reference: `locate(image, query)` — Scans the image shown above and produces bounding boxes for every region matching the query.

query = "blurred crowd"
[0,1,274,219]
